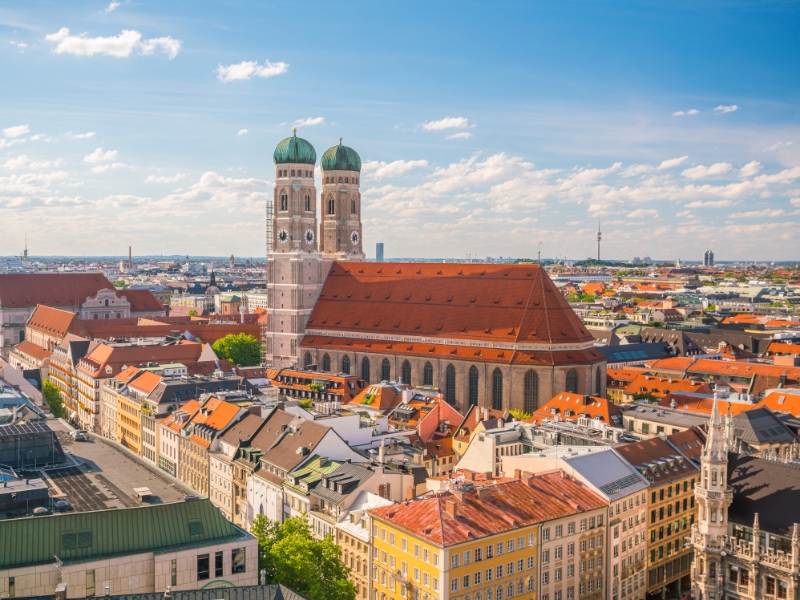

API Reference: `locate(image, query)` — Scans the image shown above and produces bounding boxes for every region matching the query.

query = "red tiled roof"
[528,392,622,426]
[766,342,800,356]
[305,262,595,346]
[687,359,800,384]
[76,341,211,379]
[624,374,712,398]
[756,391,800,417]
[667,428,706,463]
[0,272,113,309]
[659,393,753,417]
[26,305,88,339]
[369,471,606,547]
[13,340,52,362]
[645,357,696,373]
[616,437,699,484]
[128,370,163,395]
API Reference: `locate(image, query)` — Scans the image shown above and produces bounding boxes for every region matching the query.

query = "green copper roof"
[283,455,342,495]
[0,498,250,569]
[321,139,362,172]
[273,132,317,165]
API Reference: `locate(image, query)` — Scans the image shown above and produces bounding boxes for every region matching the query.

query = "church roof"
[273,132,316,165]
[304,262,595,347]
[321,140,361,172]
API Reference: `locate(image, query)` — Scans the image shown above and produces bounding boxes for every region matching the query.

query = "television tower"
[596,220,602,261]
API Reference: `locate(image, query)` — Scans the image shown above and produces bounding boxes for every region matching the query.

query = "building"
[369,470,608,600]
[376,243,385,262]
[32,586,310,600]
[527,392,623,429]
[729,406,799,461]
[0,498,257,599]
[703,250,714,268]
[615,436,699,599]
[301,263,606,414]
[623,404,709,438]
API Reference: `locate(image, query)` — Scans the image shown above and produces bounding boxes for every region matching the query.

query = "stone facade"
[320,168,365,260]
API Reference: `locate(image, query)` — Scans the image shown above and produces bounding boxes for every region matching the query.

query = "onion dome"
[273,129,317,165]
[321,137,362,172]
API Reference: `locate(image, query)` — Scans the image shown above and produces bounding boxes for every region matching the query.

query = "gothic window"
[280,193,288,211]
[328,197,335,215]
[342,355,351,374]
[291,169,295,177]
[322,354,331,372]
[339,177,343,183]
[445,364,456,405]
[566,369,578,393]
[468,366,479,407]
[423,362,433,386]
[381,358,391,381]
[361,357,371,384]
[524,370,539,414]
[492,368,503,410]
[401,360,412,385]
[345,177,349,183]
[595,368,602,396]
[304,352,313,369]
[351,199,356,214]
[305,195,311,212]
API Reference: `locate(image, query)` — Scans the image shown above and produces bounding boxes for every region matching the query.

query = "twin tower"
[265,131,365,367]
[271,130,364,260]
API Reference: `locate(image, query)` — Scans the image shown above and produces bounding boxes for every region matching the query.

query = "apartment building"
[616,437,698,599]
[117,371,163,455]
[158,400,201,477]
[50,335,97,419]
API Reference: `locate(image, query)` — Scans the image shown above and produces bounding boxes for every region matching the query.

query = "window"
[542,550,549,564]
[555,525,562,538]
[452,555,460,568]
[508,539,515,552]
[452,579,460,592]
[565,369,578,393]
[475,572,482,586]
[492,368,503,409]
[555,546,562,559]
[595,368,602,396]
[487,544,494,559]
[215,551,224,577]
[555,568,561,581]
[468,366,479,406]
[542,572,549,585]
[361,357,371,383]
[8,577,14,598]
[463,575,471,588]
[382,358,391,382]
[351,199,357,214]
[496,564,503,578]
[414,568,420,582]
[232,548,246,573]
[446,364,457,405]
[524,370,539,413]
[476,548,483,561]
[171,559,177,586]
[543,528,550,541]
[568,522,575,535]
[305,194,311,211]
[424,362,434,386]
[198,554,210,580]
[567,543,574,556]
[86,570,95,597]
[766,577,776,596]
[304,352,313,369]
[328,197,335,214]
[322,354,331,372]
[402,360,412,385]
[414,544,420,557]
[280,193,288,211]
[342,355,351,374]
[464,549,472,564]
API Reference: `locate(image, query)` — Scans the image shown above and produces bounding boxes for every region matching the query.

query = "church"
[263,132,606,414]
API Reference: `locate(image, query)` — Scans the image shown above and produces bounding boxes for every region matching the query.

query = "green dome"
[321,138,362,172]
[273,131,317,165]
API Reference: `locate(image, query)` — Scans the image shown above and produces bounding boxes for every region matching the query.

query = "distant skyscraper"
[596,220,602,261]
[703,249,715,267]
[376,242,384,262]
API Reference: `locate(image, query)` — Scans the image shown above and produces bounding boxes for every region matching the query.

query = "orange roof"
[756,391,800,417]
[26,305,88,339]
[76,341,210,379]
[767,342,800,356]
[128,370,163,394]
[164,399,201,432]
[188,397,241,431]
[0,272,113,309]
[305,262,595,346]
[644,357,696,373]
[350,382,408,410]
[528,392,622,427]
[13,340,52,362]
[81,320,260,345]
[624,374,712,398]
[659,393,753,417]
[581,282,606,296]
[687,359,800,384]
[115,365,142,384]
[606,367,650,384]
[425,437,454,458]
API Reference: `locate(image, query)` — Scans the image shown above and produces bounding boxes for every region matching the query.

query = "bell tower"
[265,131,328,368]
[319,138,365,261]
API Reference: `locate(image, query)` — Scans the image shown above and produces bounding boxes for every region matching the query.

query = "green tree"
[212,333,261,366]
[251,515,356,600]
[42,380,66,418]
[187,309,198,317]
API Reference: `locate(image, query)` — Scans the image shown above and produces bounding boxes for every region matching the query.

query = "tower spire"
[595,219,602,261]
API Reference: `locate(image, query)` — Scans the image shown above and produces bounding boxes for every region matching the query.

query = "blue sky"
[1,0,799,260]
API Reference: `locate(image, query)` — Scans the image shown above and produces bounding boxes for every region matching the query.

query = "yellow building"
[369,470,608,600]
[115,371,163,456]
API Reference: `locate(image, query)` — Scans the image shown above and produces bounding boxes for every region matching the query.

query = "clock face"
[277,228,289,244]
[350,231,360,245]
[305,229,315,243]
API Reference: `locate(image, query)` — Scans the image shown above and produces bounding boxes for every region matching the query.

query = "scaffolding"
[261,195,273,366]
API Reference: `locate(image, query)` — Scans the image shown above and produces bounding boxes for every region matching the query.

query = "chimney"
[475,407,480,424]
[128,246,132,269]
[55,584,67,600]
[482,407,489,421]
[514,468,522,480]
[378,441,386,463]
[164,587,173,600]
[406,486,415,501]
[444,499,459,518]
[319,456,327,468]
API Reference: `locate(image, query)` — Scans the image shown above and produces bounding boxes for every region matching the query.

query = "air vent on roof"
[188,519,203,535]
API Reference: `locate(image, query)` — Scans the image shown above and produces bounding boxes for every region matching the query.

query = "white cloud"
[145,173,185,183]
[627,208,659,219]
[4,125,29,138]
[362,159,428,179]
[672,109,699,116]
[791,198,800,207]
[658,156,689,170]
[29,134,50,141]
[216,59,288,82]
[765,141,793,151]
[738,161,762,178]
[238,129,249,136]
[105,1,120,11]
[83,148,118,164]
[752,166,800,184]
[729,208,785,218]
[67,131,96,139]
[685,200,735,208]
[559,162,621,189]
[90,162,125,173]
[291,117,324,127]
[422,117,470,131]
[3,155,30,169]
[9,41,27,51]
[45,28,181,59]
[681,162,732,179]
[446,132,473,139]
[714,105,739,114]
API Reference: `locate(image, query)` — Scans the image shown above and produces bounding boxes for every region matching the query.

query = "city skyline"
[1,1,799,260]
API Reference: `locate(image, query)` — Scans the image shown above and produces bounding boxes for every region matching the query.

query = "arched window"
[423,362,433,386]
[345,177,349,183]
[104,299,109,306]
[341,355,351,374]
[280,193,288,211]
[291,169,295,177]
[351,199,356,214]
[327,197,335,215]
[361,357,371,384]
[381,358,391,381]
[492,368,503,410]
[304,352,313,369]
[401,360,412,385]
[305,195,311,212]
[468,366,479,407]
[445,364,456,405]
[338,177,343,183]
[566,369,578,393]
[523,370,539,414]
[595,368,602,396]
[322,354,331,372]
